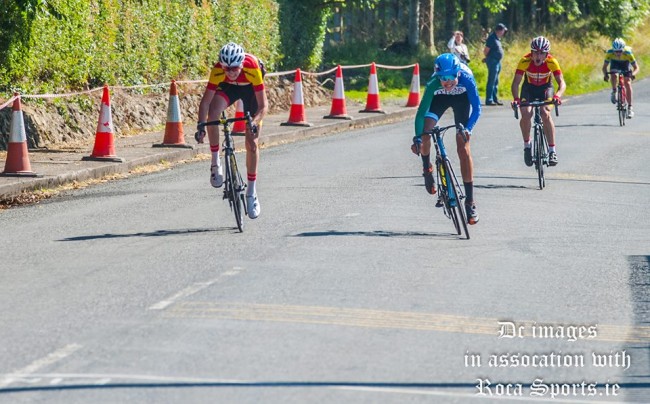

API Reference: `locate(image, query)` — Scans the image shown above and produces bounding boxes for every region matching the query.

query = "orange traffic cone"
[406,63,420,107]
[154,80,192,149]
[359,62,384,114]
[83,85,124,162]
[1,94,40,177]
[232,100,247,135]
[281,69,312,127]
[324,65,352,120]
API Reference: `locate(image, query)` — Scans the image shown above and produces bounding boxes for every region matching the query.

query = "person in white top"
[447,31,470,65]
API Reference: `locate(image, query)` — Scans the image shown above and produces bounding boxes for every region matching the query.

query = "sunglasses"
[438,75,457,82]
[223,66,242,72]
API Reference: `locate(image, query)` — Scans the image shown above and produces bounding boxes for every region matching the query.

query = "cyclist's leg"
[541,85,556,152]
[451,94,478,224]
[242,87,261,218]
[207,90,230,187]
[623,74,633,106]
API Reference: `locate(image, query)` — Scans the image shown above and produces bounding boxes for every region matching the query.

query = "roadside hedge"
[0,0,280,94]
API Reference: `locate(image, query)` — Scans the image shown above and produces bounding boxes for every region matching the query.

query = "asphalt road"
[1,81,649,403]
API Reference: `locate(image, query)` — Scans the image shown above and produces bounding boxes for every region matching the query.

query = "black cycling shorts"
[520,81,554,102]
[215,83,259,115]
[428,92,470,127]
[609,60,632,74]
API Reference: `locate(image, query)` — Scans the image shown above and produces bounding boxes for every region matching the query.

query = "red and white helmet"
[530,36,551,53]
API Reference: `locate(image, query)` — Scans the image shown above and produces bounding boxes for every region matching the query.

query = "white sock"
[247,180,256,197]
[549,146,556,152]
[212,152,220,166]
[524,141,532,148]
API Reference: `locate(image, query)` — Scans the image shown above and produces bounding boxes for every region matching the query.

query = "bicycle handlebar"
[423,123,466,136]
[197,111,254,130]
[513,100,559,119]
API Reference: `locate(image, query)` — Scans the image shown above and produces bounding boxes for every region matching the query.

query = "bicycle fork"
[435,136,458,208]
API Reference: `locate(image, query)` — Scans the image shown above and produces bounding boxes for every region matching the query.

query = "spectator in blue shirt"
[483,23,508,105]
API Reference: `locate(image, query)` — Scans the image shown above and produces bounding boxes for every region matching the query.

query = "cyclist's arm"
[198,88,216,124]
[464,75,481,132]
[511,73,524,100]
[253,89,267,127]
[415,78,438,137]
[553,72,566,99]
[631,61,640,76]
[602,60,610,75]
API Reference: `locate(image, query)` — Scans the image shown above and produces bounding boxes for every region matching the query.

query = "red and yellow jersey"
[207,53,265,92]
[604,46,637,64]
[515,53,562,86]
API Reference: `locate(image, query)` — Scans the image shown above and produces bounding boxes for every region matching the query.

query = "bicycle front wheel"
[444,159,470,240]
[534,126,545,190]
[618,86,626,126]
[228,153,245,232]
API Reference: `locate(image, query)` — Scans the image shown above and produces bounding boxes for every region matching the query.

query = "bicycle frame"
[424,124,470,239]
[514,100,558,190]
[608,70,628,126]
[197,111,254,231]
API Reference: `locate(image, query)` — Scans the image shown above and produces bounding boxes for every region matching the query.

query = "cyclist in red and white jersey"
[197,42,267,219]
[511,36,566,167]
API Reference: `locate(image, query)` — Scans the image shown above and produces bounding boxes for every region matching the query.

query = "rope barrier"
[0,62,418,106]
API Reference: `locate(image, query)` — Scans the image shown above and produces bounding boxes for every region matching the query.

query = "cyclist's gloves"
[553,95,562,105]
[195,122,206,144]
[411,136,422,155]
[603,74,609,82]
[459,129,471,143]
[511,98,521,109]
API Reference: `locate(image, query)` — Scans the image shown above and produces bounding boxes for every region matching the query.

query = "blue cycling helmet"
[434,53,461,77]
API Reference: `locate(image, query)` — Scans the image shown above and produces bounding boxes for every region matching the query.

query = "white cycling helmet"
[612,38,626,51]
[530,36,551,53]
[219,42,245,67]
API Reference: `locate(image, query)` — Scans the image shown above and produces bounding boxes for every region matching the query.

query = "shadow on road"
[1,380,649,395]
[291,230,460,239]
[57,227,233,241]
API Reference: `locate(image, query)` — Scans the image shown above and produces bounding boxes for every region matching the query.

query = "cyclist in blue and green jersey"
[602,38,640,118]
[411,53,482,224]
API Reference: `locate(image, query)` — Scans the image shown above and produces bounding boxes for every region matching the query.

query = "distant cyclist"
[197,42,267,219]
[511,36,566,167]
[602,38,639,118]
[411,53,482,225]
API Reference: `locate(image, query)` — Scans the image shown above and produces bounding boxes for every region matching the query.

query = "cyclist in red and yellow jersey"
[511,36,566,167]
[602,38,640,118]
[197,42,267,219]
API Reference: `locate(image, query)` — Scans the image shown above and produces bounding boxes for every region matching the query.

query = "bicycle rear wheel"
[618,86,626,126]
[228,153,245,232]
[534,126,545,190]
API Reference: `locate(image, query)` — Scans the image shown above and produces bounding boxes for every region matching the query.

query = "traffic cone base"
[1,142,40,177]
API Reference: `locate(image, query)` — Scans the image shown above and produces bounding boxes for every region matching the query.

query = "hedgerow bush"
[0,0,280,95]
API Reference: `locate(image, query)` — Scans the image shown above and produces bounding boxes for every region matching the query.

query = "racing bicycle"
[607,70,630,126]
[197,112,255,232]
[514,100,559,190]
[421,124,470,240]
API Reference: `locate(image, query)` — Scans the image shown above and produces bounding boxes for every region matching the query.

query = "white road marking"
[0,343,82,388]
[148,268,243,310]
